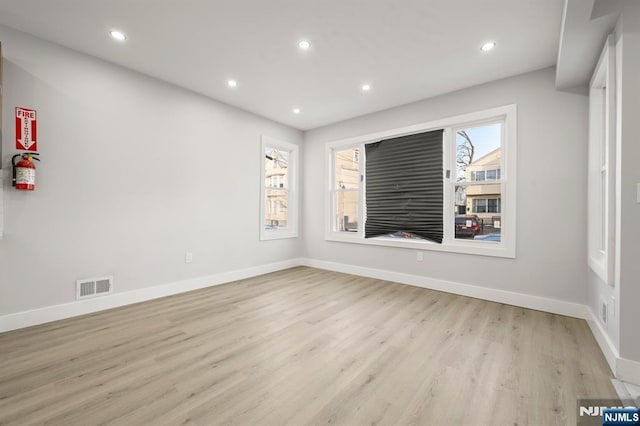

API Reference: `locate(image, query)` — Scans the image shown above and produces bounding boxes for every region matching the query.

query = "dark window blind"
[364,129,444,243]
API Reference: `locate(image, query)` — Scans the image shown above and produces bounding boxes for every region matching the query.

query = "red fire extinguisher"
[12,153,40,191]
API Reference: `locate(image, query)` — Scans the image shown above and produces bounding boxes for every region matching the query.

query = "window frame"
[588,35,616,286]
[331,146,362,233]
[260,136,299,241]
[471,198,501,214]
[325,105,517,258]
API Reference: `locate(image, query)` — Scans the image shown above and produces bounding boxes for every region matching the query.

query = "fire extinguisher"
[12,153,40,191]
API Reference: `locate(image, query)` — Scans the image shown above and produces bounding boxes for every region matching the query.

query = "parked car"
[455,215,480,238]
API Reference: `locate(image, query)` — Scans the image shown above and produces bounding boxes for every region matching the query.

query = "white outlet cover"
[417,251,423,262]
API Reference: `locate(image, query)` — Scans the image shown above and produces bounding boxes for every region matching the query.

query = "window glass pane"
[335,191,358,232]
[474,199,487,213]
[456,123,501,184]
[264,188,288,229]
[335,148,359,190]
[265,147,289,189]
[455,123,502,242]
[454,186,502,241]
[264,146,289,230]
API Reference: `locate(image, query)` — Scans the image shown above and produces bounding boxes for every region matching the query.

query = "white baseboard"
[303,258,640,386]
[618,357,640,387]
[585,307,640,386]
[585,306,620,373]
[2,255,639,387]
[0,258,302,333]
[300,258,588,319]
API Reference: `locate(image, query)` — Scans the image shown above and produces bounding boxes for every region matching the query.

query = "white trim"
[323,105,515,149]
[299,258,587,319]
[587,35,616,286]
[0,258,302,333]
[319,233,515,258]
[586,305,620,373]
[585,306,640,386]
[260,136,299,241]
[4,258,638,386]
[324,104,516,259]
[0,172,4,239]
[618,358,640,387]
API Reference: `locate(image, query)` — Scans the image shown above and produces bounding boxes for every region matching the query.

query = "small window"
[332,148,360,232]
[260,136,298,240]
[454,123,503,242]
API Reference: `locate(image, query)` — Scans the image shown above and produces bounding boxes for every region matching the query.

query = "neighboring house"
[335,149,359,231]
[264,154,289,227]
[465,148,501,224]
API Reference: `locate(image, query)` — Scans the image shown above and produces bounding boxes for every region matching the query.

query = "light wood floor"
[0,267,617,425]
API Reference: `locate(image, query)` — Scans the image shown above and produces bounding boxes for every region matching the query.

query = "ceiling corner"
[555,0,619,90]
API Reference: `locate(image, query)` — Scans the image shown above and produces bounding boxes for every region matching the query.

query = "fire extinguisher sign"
[15,107,37,151]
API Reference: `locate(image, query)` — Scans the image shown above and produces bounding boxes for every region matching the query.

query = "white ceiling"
[555,0,620,89]
[0,0,565,130]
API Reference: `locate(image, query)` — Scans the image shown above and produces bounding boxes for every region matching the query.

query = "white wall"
[303,67,589,304]
[616,3,640,364]
[0,25,303,315]
[585,3,640,379]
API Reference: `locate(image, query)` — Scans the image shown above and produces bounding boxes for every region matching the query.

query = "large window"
[260,136,298,240]
[326,105,516,258]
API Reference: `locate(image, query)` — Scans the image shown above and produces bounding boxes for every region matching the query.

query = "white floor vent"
[76,276,113,300]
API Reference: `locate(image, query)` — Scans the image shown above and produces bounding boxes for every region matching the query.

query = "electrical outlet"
[416,251,423,262]
[185,252,193,264]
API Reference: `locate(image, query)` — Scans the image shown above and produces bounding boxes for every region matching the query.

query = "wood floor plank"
[0,267,618,425]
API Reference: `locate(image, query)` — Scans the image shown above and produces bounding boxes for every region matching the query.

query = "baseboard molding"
[0,258,303,333]
[618,357,640,387]
[585,306,620,373]
[303,258,640,385]
[300,258,588,319]
[584,307,640,386]
[3,255,639,387]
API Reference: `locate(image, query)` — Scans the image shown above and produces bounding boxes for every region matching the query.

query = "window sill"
[260,230,298,241]
[325,232,515,258]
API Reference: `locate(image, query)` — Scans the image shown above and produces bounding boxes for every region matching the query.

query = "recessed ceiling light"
[109,30,126,41]
[227,79,238,88]
[481,42,496,52]
[298,40,311,50]
[293,108,301,114]
[361,84,371,92]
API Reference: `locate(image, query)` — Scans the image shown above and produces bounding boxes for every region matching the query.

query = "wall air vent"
[600,297,608,326]
[76,276,113,300]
